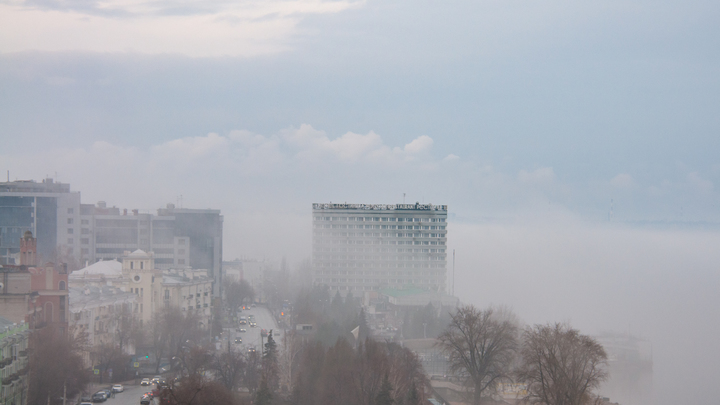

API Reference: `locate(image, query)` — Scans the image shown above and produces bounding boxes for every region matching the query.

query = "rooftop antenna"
[403,193,406,204]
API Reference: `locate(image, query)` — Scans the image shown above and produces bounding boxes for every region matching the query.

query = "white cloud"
[518,167,555,184]
[687,172,713,194]
[610,173,634,189]
[443,154,460,161]
[0,0,365,56]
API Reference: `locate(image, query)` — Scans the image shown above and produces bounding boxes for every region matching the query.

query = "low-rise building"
[69,286,137,366]
[0,317,29,405]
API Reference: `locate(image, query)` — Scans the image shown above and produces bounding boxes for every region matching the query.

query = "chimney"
[19,231,37,266]
[124,209,127,215]
[132,209,139,216]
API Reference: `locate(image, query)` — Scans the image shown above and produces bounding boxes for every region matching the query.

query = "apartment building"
[312,203,448,293]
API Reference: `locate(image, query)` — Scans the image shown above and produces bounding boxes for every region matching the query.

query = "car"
[140,394,152,405]
[79,402,93,405]
[112,384,124,393]
[248,347,256,353]
[91,392,107,403]
[234,338,242,344]
[140,378,151,386]
[237,328,246,333]
[251,303,256,307]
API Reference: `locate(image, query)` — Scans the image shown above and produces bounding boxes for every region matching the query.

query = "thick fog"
[2,0,720,404]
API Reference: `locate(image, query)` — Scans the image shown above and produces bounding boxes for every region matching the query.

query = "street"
[219,305,281,354]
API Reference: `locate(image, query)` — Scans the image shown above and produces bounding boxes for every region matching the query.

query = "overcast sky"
[1,1,719,403]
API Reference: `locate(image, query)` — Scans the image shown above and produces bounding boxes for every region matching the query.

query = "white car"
[140,378,151,386]
[112,384,123,393]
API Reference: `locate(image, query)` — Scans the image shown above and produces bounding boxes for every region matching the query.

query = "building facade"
[312,203,448,293]
[0,232,68,332]
[0,179,80,266]
[1,180,223,296]
[0,318,29,405]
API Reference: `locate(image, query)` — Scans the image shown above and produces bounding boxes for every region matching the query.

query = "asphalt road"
[83,306,280,405]
[219,305,281,354]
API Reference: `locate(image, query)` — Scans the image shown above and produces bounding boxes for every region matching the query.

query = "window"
[81,219,89,225]
[81,228,89,234]
[140,288,144,297]
[81,248,89,254]
[67,238,73,244]
[178,249,185,255]
[165,290,170,300]
[179,239,186,245]
[81,238,89,244]
[67,228,74,234]
[178,259,185,265]
[67,218,73,224]
[130,261,134,269]
[140,261,144,269]
[67,208,74,214]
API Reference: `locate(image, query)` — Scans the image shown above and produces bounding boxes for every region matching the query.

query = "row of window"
[315,247,446,253]
[315,232,446,238]
[315,224,446,230]
[317,263,445,269]
[315,270,444,276]
[317,278,441,284]
[314,216,446,222]
[315,255,445,261]
[318,239,446,246]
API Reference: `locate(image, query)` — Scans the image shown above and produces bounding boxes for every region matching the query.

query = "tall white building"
[312,203,448,293]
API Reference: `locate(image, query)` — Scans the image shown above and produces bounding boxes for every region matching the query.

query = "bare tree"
[211,345,246,391]
[28,326,89,405]
[226,280,255,310]
[436,305,519,405]
[517,323,608,405]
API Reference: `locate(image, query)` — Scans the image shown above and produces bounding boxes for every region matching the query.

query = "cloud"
[443,154,460,161]
[687,172,713,194]
[0,0,364,56]
[518,167,555,184]
[610,173,634,189]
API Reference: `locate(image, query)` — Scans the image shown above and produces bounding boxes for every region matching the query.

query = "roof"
[70,260,122,279]
[69,286,137,312]
[126,249,150,258]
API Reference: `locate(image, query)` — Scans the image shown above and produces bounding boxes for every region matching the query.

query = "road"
[84,307,280,405]
[219,305,281,354]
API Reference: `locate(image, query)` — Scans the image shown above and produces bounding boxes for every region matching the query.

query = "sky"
[1,0,719,403]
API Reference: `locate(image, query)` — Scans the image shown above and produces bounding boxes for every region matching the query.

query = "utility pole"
[63,381,67,405]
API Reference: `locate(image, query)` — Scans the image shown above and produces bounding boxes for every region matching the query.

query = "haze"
[2,0,719,404]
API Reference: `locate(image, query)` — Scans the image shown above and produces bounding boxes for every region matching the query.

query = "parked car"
[112,384,124,393]
[234,338,242,344]
[140,378,151,386]
[91,392,107,403]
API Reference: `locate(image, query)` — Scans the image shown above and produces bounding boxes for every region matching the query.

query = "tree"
[436,305,519,405]
[255,376,273,405]
[211,346,246,391]
[263,330,280,392]
[375,374,394,405]
[28,326,89,405]
[226,280,255,310]
[517,323,608,405]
